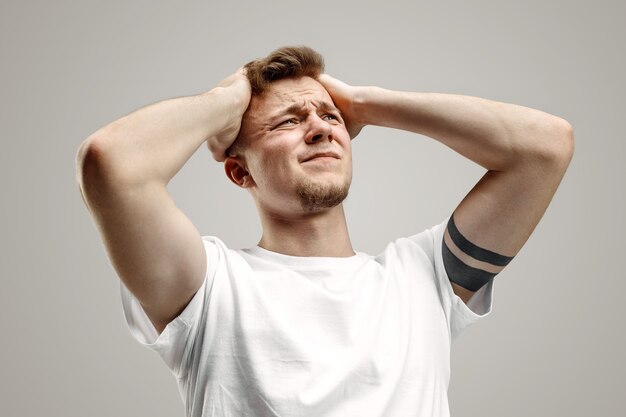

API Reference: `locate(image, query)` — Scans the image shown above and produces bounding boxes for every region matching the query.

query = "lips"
[301,151,341,162]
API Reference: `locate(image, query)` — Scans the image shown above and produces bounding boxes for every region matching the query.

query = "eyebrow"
[268,101,342,124]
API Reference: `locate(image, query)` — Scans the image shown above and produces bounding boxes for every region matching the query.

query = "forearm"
[356,87,572,171]
[77,86,245,189]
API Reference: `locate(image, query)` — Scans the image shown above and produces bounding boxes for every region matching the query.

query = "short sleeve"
[429,215,494,339]
[120,237,220,376]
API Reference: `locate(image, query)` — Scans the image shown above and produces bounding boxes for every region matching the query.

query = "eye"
[322,114,339,122]
[276,118,298,128]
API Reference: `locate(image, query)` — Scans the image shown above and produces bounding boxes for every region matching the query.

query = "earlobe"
[224,157,254,188]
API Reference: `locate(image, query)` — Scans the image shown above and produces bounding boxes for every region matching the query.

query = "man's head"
[225,46,352,217]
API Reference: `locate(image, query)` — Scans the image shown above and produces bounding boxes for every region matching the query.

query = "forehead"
[249,76,335,118]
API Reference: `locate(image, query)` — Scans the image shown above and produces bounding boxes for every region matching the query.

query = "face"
[229,76,352,216]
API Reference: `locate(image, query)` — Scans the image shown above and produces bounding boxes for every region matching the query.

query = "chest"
[204,260,451,395]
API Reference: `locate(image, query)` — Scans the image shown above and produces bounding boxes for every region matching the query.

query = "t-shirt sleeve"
[119,236,220,377]
[410,216,494,340]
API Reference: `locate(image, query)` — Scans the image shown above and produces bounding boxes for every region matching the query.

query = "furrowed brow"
[316,101,341,115]
[267,101,342,125]
[269,103,306,123]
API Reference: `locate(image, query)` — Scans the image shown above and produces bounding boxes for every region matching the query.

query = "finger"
[317,73,336,88]
[318,73,349,89]
[235,66,248,77]
[212,149,227,163]
[217,68,247,88]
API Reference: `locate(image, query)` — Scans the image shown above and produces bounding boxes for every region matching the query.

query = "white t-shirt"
[121,216,494,417]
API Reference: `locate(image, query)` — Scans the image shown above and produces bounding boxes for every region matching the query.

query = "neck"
[257,204,354,258]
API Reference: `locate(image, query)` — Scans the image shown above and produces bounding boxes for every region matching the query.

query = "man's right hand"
[206,68,252,162]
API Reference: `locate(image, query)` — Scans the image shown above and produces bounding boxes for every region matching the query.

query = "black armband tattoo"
[442,213,514,292]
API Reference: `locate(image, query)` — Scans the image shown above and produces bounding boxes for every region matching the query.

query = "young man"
[76,46,573,416]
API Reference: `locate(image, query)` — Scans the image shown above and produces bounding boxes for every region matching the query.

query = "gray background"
[1,0,623,416]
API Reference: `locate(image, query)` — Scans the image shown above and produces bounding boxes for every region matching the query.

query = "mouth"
[300,152,341,163]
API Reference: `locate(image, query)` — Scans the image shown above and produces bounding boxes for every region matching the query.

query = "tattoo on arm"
[442,212,514,292]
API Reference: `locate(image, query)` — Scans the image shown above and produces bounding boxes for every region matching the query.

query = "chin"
[296,178,351,213]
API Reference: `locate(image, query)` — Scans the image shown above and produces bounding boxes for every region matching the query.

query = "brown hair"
[244,46,325,95]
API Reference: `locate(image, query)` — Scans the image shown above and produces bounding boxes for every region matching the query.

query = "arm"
[320,75,574,303]
[76,70,251,332]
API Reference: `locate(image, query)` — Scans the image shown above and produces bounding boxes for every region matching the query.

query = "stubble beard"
[296,178,350,213]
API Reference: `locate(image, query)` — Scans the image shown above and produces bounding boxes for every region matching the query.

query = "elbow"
[75,132,133,201]
[76,135,98,193]
[529,116,575,169]
[547,117,575,166]
[75,134,109,191]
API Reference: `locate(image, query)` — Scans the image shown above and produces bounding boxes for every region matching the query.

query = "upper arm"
[444,123,574,302]
[77,138,207,333]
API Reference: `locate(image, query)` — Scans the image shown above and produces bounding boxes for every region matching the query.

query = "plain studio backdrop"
[1,1,623,416]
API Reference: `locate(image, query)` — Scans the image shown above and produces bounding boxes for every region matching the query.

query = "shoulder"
[379,218,446,263]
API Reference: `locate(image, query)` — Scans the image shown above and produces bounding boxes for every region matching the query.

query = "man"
[76,46,573,416]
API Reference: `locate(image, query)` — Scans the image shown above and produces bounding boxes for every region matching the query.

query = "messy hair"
[244,46,325,95]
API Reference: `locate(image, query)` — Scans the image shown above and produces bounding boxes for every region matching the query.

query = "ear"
[224,156,255,188]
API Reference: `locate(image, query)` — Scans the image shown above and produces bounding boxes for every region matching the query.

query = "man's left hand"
[318,74,366,139]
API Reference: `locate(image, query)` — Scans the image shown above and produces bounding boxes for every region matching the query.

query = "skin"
[77,71,252,333]
[77,67,573,333]
[318,75,574,304]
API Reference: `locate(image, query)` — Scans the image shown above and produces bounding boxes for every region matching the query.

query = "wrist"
[352,86,385,127]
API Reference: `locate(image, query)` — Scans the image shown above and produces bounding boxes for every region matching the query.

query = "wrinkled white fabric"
[121,216,493,417]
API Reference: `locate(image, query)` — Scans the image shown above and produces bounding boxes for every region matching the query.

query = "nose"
[304,114,334,144]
